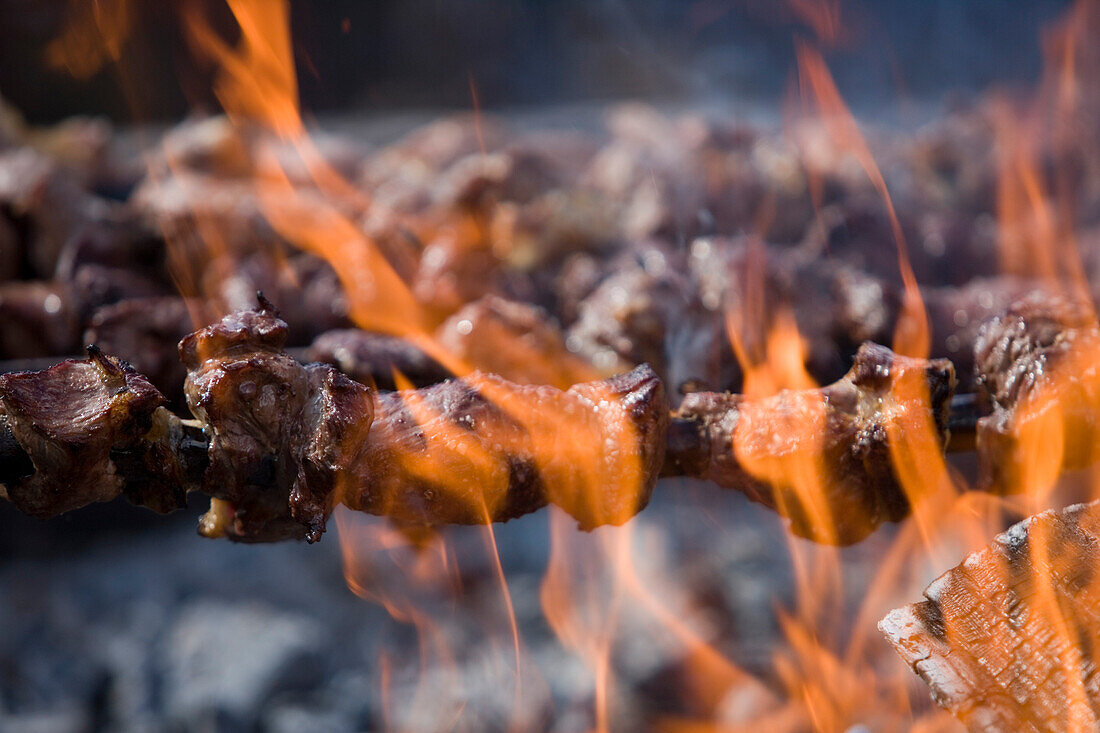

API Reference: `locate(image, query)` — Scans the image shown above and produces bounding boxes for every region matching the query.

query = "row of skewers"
[0,287,1093,547]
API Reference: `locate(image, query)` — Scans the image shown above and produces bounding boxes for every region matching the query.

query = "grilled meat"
[181,306,374,543]
[307,329,451,391]
[973,293,1100,491]
[671,342,956,544]
[0,346,181,517]
[342,363,668,530]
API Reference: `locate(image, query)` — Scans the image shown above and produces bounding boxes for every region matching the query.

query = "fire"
[43,0,1100,728]
[795,42,930,359]
[46,0,134,80]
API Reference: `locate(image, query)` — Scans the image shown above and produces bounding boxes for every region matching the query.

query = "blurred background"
[0,0,1073,124]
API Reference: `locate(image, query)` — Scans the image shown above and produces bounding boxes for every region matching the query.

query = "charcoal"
[881,501,1100,732]
[674,342,955,544]
[163,601,324,730]
[307,329,450,391]
[181,307,375,543]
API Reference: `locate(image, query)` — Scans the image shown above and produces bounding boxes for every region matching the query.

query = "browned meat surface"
[0,347,172,517]
[923,276,1050,392]
[973,294,1100,491]
[0,148,105,277]
[0,281,80,358]
[880,501,1100,732]
[565,246,731,398]
[672,342,955,544]
[343,364,668,530]
[181,307,375,543]
[688,237,897,389]
[85,296,200,402]
[435,295,595,387]
[216,252,352,345]
[307,329,450,391]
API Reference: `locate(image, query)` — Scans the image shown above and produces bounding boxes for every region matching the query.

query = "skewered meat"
[216,252,351,345]
[0,281,79,359]
[923,276,1051,391]
[689,237,895,388]
[85,296,200,402]
[0,305,963,543]
[880,501,1100,732]
[0,346,183,517]
[307,329,450,391]
[181,306,374,543]
[435,295,594,387]
[566,243,731,398]
[973,293,1100,491]
[341,363,667,530]
[670,342,955,544]
[0,147,108,277]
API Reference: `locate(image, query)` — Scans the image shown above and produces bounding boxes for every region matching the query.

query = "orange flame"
[795,42,929,358]
[46,0,134,79]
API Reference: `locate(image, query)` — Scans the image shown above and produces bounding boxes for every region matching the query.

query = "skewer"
[0,305,966,543]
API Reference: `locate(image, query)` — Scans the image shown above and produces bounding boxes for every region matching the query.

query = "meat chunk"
[673,343,955,544]
[435,295,594,387]
[181,307,375,543]
[85,297,200,403]
[881,501,1100,732]
[689,237,897,388]
[0,347,172,517]
[342,365,668,530]
[216,252,351,345]
[973,294,1100,492]
[923,276,1050,391]
[0,281,80,359]
[566,246,731,397]
[307,329,450,391]
[0,148,106,277]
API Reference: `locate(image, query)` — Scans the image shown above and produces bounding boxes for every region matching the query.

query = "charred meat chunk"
[343,364,668,531]
[307,329,450,391]
[181,307,375,543]
[672,343,955,545]
[881,501,1100,732]
[0,347,174,517]
[216,252,351,346]
[973,294,1100,491]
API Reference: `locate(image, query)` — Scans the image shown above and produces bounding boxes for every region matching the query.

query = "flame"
[786,0,845,47]
[795,42,929,358]
[46,0,134,79]
[138,0,1100,728]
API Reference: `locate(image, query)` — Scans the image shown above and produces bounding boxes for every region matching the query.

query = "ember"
[5,0,1100,731]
